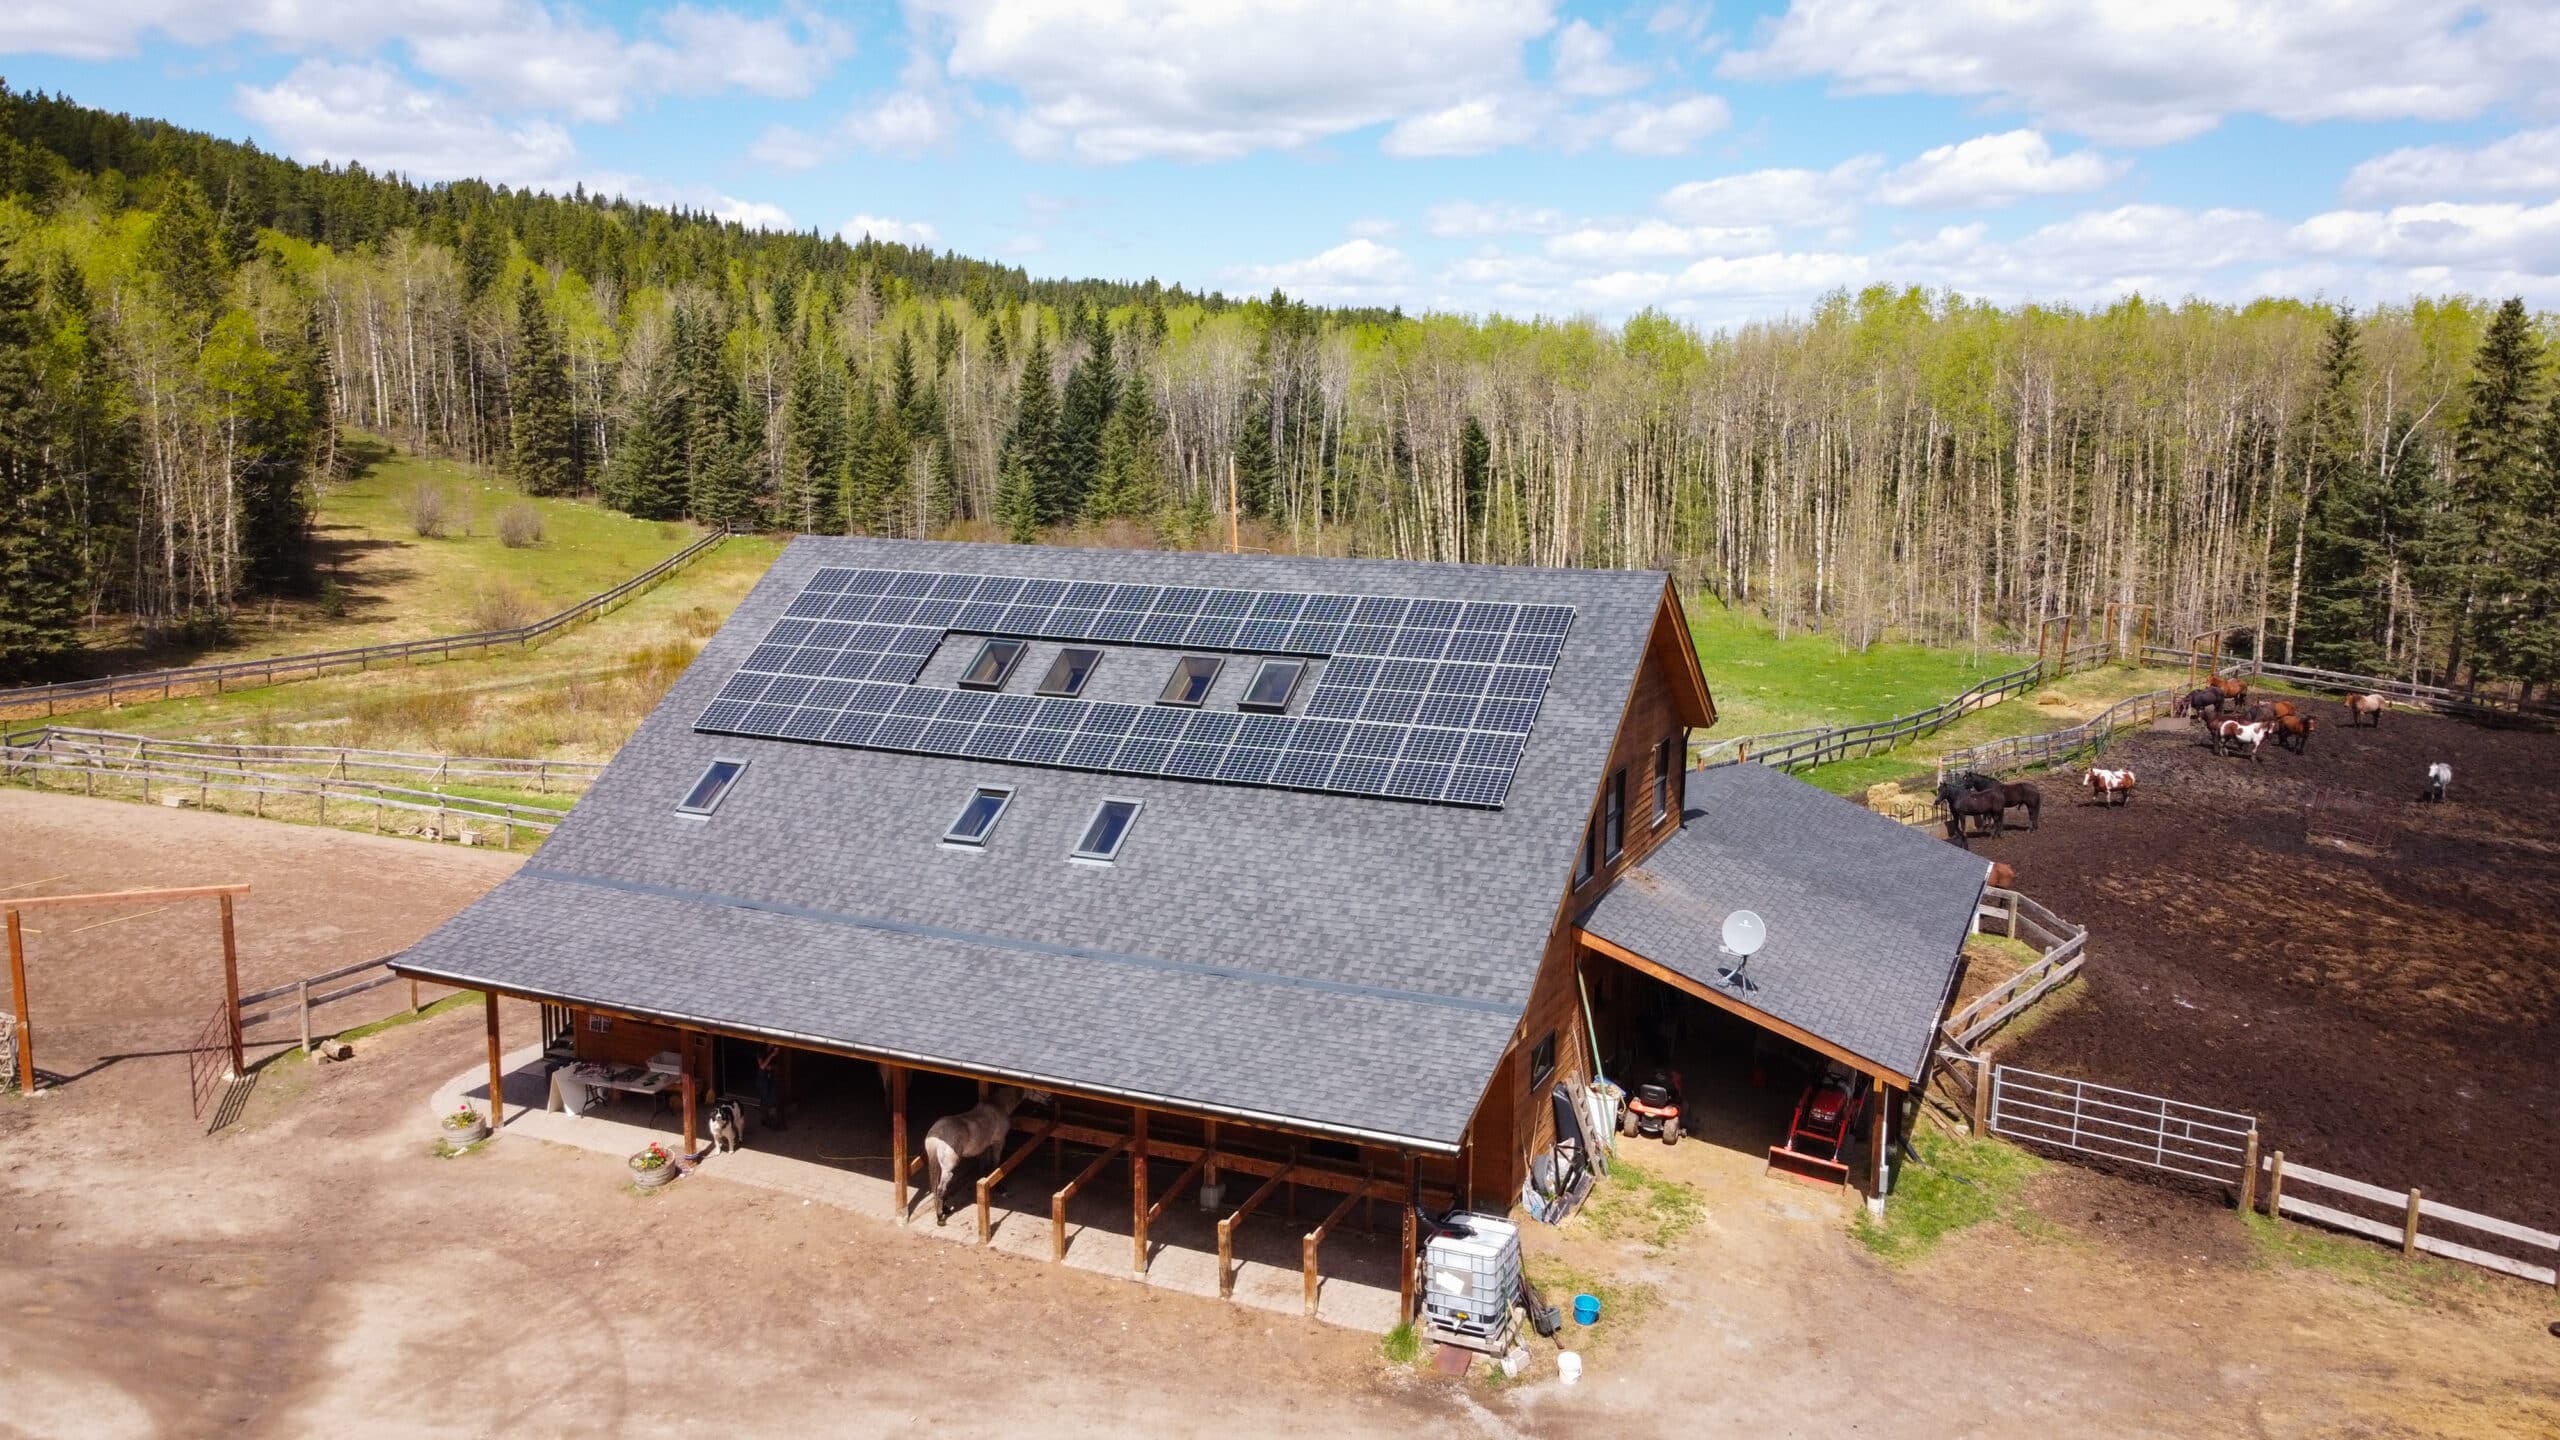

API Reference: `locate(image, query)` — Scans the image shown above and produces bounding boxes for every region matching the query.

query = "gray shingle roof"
[1578,762,1988,1082]
[397,537,1675,1150]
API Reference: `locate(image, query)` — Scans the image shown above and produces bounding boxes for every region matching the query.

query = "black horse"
[1943,787,2007,847]
[2175,686,2223,721]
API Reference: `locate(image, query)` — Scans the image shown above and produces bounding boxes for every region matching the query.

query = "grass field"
[1685,603,2012,740]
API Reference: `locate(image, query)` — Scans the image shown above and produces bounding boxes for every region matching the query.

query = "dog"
[708,1099,746,1154]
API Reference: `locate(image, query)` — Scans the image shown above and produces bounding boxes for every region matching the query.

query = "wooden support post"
[1870,1082,1891,1201]
[1204,1119,1218,1187]
[6,908,32,1092]
[409,977,421,1015]
[1218,1166,1292,1300]
[1304,1185,1364,1318]
[482,990,503,1129]
[2267,1151,2285,1219]
[1972,1051,1994,1135]
[297,979,312,1056]
[977,1119,1058,1246]
[681,1072,698,1155]
[1398,1154,1418,1320]
[1131,1108,1151,1276]
[889,1064,909,1224]
[1051,1134,1128,1263]
[218,893,244,1077]
[2402,1188,2422,1258]
[2239,1130,2260,1215]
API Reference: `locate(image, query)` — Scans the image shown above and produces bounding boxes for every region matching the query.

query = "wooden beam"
[1028,1120,1412,1200]
[1146,1154,1207,1230]
[1398,1154,1418,1320]
[1578,928,1911,1088]
[977,1118,1058,1245]
[889,1064,909,1224]
[2,883,251,912]
[218,893,244,1078]
[6,907,31,1093]
[1218,1165,1293,1299]
[1303,1185,1365,1317]
[1870,1080,1890,1202]
[681,1074,697,1155]
[1051,1134,1128,1263]
[1130,1108,1150,1276]
[1652,588,1718,730]
[483,989,503,1129]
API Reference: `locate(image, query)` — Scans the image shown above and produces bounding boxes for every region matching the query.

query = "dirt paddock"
[1967,701,2560,1233]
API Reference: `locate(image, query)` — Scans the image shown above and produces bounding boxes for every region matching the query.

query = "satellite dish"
[1721,909,1767,958]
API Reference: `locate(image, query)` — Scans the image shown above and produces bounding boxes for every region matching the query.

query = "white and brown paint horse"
[2085,767,2136,806]
[2213,719,2272,761]
[921,1086,1038,1225]
[2346,692,2388,728]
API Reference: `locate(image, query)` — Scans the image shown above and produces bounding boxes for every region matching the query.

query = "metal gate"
[1989,1066,2255,1184]
[187,999,234,1120]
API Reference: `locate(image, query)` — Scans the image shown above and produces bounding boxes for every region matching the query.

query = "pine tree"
[985,314,1009,369]
[1460,416,1492,531]
[460,220,505,304]
[144,177,229,342]
[604,346,689,520]
[0,248,84,678]
[2294,314,2388,671]
[508,274,580,496]
[1090,370,1166,521]
[677,300,756,525]
[778,342,846,532]
[1058,327,1119,521]
[2438,298,2545,685]
[1002,329,1063,533]
[1234,388,1277,517]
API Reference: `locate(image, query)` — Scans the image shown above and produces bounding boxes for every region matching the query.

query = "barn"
[393,537,1986,1313]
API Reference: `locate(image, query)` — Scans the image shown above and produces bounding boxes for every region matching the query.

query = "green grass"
[1687,602,2007,741]
[1380,1320,1422,1366]
[1521,1255,1658,1354]
[1854,1129,2045,1264]
[1581,1158,1707,1249]
[261,989,483,1073]
[2239,1213,2484,1307]
[1797,661,2194,796]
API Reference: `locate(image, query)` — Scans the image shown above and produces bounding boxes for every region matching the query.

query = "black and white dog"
[708,1100,746,1153]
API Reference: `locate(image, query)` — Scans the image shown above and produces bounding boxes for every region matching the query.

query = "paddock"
[1962,700,2560,1232]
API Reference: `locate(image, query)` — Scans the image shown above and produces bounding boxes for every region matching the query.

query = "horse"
[2209,674,2250,709]
[1943,785,2008,846]
[2213,719,2271,761]
[2275,712,2315,754]
[1992,779,2042,830]
[2174,686,2224,720]
[2085,767,2136,806]
[1934,771,2002,815]
[1987,861,2016,889]
[2422,762,2452,803]
[2347,692,2387,728]
[921,1086,1031,1226]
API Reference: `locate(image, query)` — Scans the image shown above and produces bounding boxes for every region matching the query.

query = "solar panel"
[695,564,1576,809]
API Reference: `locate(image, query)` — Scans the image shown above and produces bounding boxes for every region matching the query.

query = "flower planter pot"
[629,1156,677,1189]
[441,1117,489,1147]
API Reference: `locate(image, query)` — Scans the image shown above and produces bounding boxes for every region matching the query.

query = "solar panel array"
[693,566,1574,808]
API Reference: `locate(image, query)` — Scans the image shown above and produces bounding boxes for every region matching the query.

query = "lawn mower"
[1617,1068,1684,1145]
[1767,1064,1864,1186]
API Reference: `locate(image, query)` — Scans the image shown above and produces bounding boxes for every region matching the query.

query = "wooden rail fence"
[1946,887,2087,1050]
[235,954,455,1053]
[0,525,730,718]
[2260,1155,2559,1287]
[3,726,604,793]
[1,735,566,849]
[1700,659,2047,773]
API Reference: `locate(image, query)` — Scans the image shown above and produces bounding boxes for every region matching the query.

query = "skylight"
[1238,658,1305,712]
[943,785,1015,846]
[1037,646,1104,698]
[675,758,747,816]
[959,638,1028,690]
[1157,655,1223,707]
[1072,799,1142,863]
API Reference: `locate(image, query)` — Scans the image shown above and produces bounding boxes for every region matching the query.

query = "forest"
[3,83,2558,697]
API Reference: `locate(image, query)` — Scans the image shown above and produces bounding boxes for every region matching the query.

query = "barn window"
[1036,647,1104,698]
[1654,736,1677,823]
[1158,655,1223,707]
[1071,798,1142,863]
[676,758,747,816]
[1575,817,1597,885]
[943,785,1016,846]
[1239,658,1306,711]
[1528,1032,1557,1089]
[959,638,1028,690]
[1604,768,1626,861]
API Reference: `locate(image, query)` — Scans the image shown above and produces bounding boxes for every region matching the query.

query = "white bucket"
[1556,1351,1583,1386]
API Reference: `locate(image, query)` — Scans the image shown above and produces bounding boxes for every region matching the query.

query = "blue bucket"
[1572,1293,1601,1326]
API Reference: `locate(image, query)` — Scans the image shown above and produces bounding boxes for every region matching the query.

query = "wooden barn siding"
[1464,598,1700,1210]
[570,1008,687,1069]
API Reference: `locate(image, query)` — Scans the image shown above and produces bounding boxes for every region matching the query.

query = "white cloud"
[1874,129,2124,208]
[1552,19,1647,97]
[1427,201,1572,238]
[236,59,577,187]
[1347,218,1403,239]
[1658,158,1881,228]
[2343,128,2560,204]
[1383,96,1545,158]
[912,0,1557,162]
[1228,238,1416,302]
[713,197,794,231]
[1545,220,1780,264]
[2289,199,2560,271]
[1720,0,2560,146]
[748,124,831,170]
[1587,93,1731,156]
[844,90,953,154]
[840,214,941,247]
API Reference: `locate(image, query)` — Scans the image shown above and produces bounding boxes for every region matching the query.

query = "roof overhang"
[1575,927,1912,1089]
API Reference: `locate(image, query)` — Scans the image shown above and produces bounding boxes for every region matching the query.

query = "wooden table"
[548,1061,679,1117]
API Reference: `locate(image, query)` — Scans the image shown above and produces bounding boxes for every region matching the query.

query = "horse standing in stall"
[2347,692,2388,727]
[2085,767,2136,806]
[920,1086,1033,1226]
[2213,719,2272,761]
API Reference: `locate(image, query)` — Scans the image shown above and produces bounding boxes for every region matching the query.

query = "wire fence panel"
[1989,1066,2256,1185]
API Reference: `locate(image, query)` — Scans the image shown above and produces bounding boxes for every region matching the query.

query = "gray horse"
[922,1086,1029,1225]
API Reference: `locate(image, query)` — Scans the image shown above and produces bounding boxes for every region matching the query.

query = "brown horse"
[2275,712,2315,753]
[1987,861,2016,889]
[2174,686,2224,720]
[2346,692,2386,727]
[2209,674,2250,709]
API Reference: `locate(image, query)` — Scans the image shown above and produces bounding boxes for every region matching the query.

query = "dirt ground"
[1965,701,2560,1236]
[5,794,2557,1438]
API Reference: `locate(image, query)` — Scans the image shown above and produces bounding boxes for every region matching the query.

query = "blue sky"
[6,1,2558,327]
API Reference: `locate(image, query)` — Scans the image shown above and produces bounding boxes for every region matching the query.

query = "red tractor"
[1767,1065,1865,1186]
[1618,1069,1685,1145]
